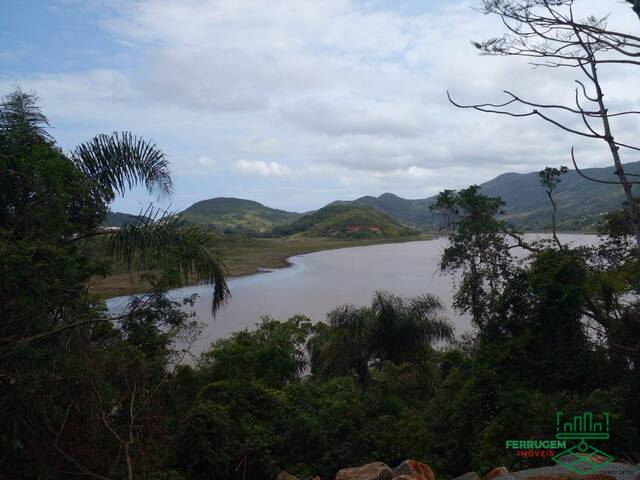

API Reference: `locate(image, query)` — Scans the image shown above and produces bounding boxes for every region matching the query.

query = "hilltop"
[334,161,640,231]
[329,192,433,227]
[103,212,149,227]
[480,161,640,230]
[179,197,301,234]
[271,204,416,238]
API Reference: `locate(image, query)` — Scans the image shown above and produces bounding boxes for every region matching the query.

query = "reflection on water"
[107,234,598,355]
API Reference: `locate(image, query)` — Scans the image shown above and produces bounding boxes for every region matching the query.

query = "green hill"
[479,161,640,231]
[180,197,301,234]
[158,162,640,235]
[332,161,640,232]
[103,212,148,227]
[272,204,416,238]
[330,192,433,227]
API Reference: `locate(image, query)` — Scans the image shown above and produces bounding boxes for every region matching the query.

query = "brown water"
[107,234,598,355]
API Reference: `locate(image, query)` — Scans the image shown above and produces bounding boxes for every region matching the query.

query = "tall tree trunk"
[469,258,484,327]
[546,191,561,248]
[124,441,134,480]
[591,61,640,249]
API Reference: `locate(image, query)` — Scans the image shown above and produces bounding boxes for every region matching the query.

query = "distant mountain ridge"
[334,161,640,231]
[103,212,149,227]
[106,161,640,233]
[480,162,640,230]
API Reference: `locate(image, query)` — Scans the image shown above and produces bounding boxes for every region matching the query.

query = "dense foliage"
[0,89,229,479]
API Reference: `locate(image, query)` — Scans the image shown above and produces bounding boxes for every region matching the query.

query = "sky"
[1,0,638,213]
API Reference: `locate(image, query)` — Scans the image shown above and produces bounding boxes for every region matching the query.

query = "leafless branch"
[571,148,640,185]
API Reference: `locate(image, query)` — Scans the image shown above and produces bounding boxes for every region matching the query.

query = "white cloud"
[235,159,292,177]
[195,156,217,170]
[280,96,425,138]
[4,0,640,212]
[244,137,283,156]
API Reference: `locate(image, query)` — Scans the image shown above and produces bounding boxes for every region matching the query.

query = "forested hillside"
[180,197,301,234]
[105,162,640,235]
[271,204,416,237]
[331,162,640,231]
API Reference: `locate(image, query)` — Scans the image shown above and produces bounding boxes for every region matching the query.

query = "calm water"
[107,234,598,355]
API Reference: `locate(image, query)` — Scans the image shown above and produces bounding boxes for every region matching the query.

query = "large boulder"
[392,460,436,480]
[511,462,639,480]
[335,462,393,480]
[453,473,481,480]
[485,467,510,480]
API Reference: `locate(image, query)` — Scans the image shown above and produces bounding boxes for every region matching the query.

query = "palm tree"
[1,88,230,480]
[369,291,453,365]
[1,89,229,326]
[310,304,374,385]
[310,291,453,387]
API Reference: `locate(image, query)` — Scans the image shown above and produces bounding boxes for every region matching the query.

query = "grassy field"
[90,234,431,298]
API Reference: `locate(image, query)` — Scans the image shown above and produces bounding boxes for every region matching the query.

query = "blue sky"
[2,0,637,214]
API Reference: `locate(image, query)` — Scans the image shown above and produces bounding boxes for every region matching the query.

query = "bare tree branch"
[571,148,640,185]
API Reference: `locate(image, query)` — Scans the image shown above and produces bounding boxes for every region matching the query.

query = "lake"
[107,234,598,355]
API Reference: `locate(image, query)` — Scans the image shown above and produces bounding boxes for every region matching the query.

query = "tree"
[368,291,453,368]
[198,315,313,389]
[310,304,377,387]
[0,88,230,479]
[538,166,569,247]
[431,186,515,327]
[0,88,229,340]
[448,0,640,249]
[310,291,453,388]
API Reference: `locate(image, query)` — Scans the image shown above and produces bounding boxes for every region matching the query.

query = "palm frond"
[627,0,640,20]
[104,209,229,313]
[409,294,454,343]
[72,132,173,202]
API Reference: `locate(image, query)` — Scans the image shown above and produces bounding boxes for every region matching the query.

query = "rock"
[335,462,393,480]
[513,473,615,480]
[512,462,639,480]
[453,472,481,480]
[392,460,436,480]
[486,467,510,480]
[277,472,299,480]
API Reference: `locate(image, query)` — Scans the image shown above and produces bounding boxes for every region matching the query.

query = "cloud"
[235,159,292,177]
[280,97,425,138]
[195,156,216,170]
[244,137,283,156]
[4,0,640,212]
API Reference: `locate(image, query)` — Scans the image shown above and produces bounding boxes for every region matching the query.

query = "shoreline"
[91,234,433,298]
[91,230,594,299]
